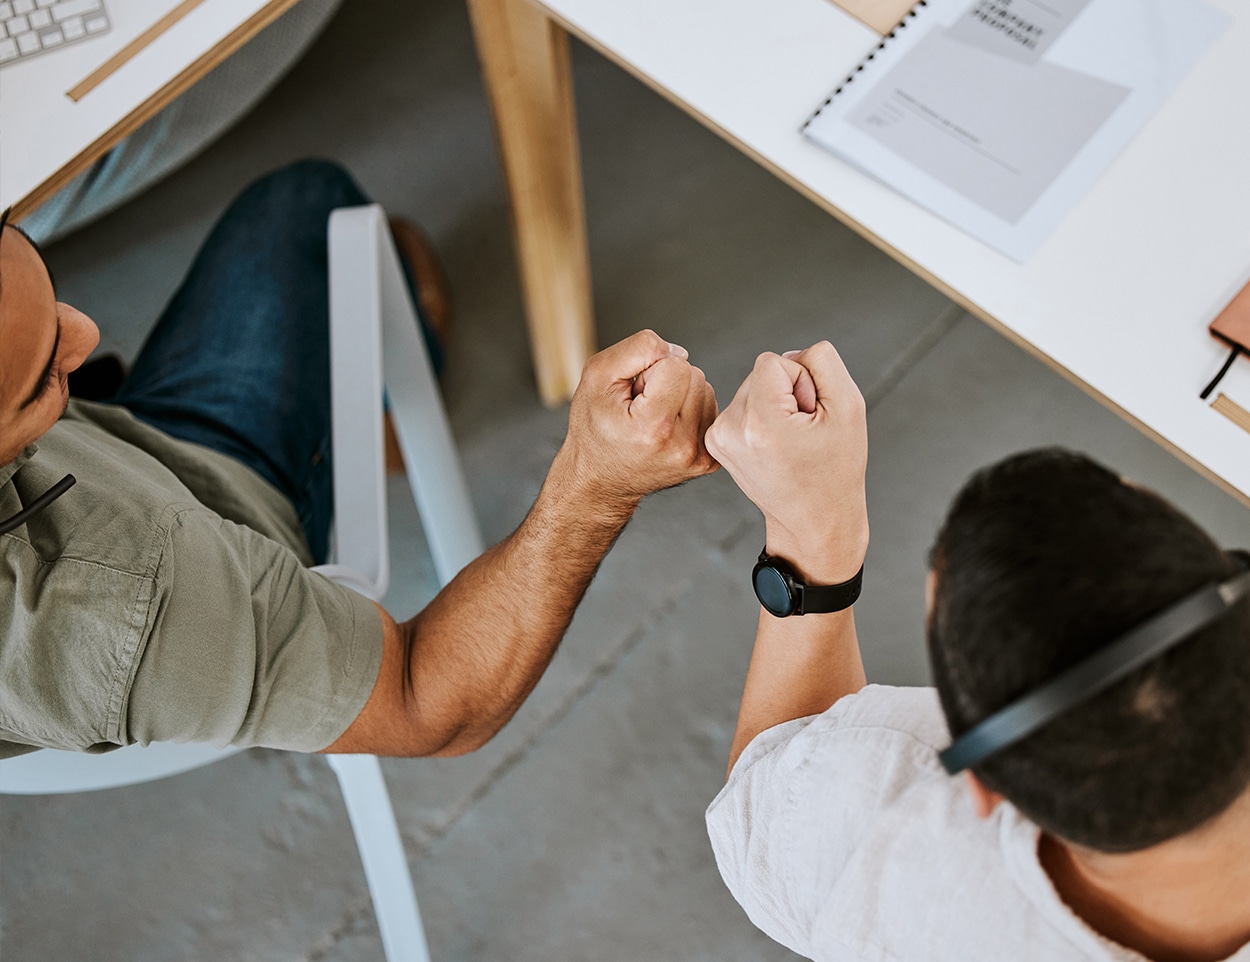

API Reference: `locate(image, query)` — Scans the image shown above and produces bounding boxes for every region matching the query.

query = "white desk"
[513,0,1250,502]
[0,0,297,217]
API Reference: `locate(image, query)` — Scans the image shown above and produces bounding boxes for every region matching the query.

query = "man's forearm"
[700,341,871,777]
[398,448,638,756]
[325,330,719,758]
[727,606,866,774]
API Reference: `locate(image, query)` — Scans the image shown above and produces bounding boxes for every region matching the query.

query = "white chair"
[0,204,484,962]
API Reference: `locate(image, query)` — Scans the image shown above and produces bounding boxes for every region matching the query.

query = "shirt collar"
[0,444,38,489]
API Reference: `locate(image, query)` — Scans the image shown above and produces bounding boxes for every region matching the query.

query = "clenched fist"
[705,341,868,584]
[556,330,719,517]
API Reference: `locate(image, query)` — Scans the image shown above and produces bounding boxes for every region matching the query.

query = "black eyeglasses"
[939,552,1250,774]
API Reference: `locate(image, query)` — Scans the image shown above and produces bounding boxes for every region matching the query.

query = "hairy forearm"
[399,449,637,756]
[326,330,718,758]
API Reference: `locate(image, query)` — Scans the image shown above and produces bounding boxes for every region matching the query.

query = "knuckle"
[582,351,607,380]
[635,328,665,354]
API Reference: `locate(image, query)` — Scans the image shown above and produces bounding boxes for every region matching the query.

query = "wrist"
[763,517,869,586]
[753,548,862,618]
[545,445,642,528]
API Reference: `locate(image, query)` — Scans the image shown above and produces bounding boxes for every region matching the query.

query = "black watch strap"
[797,565,864,613]
[756,549,863,616]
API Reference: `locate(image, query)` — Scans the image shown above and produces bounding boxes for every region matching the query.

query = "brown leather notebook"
[1201,279,1250,399]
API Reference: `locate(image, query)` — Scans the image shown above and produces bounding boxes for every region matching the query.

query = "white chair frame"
[0,204,484,962]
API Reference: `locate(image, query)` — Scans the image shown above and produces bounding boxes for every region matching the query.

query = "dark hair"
[928,448,1250,852]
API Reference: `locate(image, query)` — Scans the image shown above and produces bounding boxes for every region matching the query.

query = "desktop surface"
[535,0,1250,502]
[0,0,295,217]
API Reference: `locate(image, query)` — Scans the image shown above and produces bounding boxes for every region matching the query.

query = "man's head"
[927,448,1250,853]
[0,209,99,465]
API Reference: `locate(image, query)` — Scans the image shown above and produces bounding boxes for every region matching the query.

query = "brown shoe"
[388,218,452,346]
[384,219,453,473]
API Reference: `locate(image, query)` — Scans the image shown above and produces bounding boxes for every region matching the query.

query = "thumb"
[631,355,691,420]
[793,365,817,414]
[792,341,858,412]
[782,350,816,413]
[752,353,819,416]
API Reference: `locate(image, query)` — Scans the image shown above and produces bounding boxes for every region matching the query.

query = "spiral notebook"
[804,0,1229,261]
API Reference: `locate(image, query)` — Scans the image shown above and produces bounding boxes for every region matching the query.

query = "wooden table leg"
[466,0,596,406]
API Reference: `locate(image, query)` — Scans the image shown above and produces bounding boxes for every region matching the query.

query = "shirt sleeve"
[122,505,385,752]
[705,685,950,958]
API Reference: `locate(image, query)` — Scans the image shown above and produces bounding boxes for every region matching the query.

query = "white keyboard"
[0,0,110,66]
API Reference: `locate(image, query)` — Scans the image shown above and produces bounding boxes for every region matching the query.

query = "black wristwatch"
[752,548,863,617]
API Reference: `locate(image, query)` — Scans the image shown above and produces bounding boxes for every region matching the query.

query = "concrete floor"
[4,1,1250,960]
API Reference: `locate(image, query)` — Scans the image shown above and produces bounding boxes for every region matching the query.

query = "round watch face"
[753,563,795,616]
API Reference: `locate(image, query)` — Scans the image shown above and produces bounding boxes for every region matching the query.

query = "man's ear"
[964,771,1007,819]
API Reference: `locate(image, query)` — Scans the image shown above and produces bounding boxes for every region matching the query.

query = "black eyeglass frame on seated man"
[939,550,1250,774]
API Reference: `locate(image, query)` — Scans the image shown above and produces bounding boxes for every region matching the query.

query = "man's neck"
[1038,791,1250,962]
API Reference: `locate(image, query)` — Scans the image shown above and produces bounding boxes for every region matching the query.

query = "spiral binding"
[801,0,929,132]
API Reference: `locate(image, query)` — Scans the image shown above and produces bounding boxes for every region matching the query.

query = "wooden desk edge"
[9,0,302,222]
[535,1,1250,511]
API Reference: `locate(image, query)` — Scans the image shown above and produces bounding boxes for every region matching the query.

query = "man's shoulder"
[708,685,1014,958]
[707,686,1096,961]
[769,685,985,847]
[729,685,951,789]
[726,685,975,886]
[809,683,949,747]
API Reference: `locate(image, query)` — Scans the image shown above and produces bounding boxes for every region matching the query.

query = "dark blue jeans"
[110,159,438,563]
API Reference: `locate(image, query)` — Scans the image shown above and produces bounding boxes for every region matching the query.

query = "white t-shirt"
[705,685,1250,962]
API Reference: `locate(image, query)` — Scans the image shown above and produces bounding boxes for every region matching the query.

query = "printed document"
[804,0,1228,260]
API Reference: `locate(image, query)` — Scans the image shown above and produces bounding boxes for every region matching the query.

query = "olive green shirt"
[0,400,383,759]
